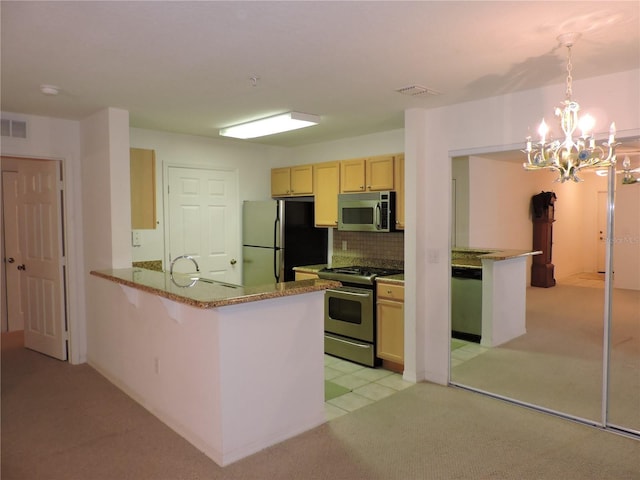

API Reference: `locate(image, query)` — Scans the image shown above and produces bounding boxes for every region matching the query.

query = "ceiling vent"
[1,118,27,139]
[395,85,440,97]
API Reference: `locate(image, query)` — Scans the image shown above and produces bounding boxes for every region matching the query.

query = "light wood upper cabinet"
[130,148,156,229]
[291,165,313,195]
[376,281,404,366]
[271,165,313,197]
[367,154,395,191]
[340,158,366,192]
[313,161,340,227]
[340,155,394,193]
[271,168,291,196]
[394,154,405,230]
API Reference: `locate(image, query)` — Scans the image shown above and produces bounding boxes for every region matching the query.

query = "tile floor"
[324,355,414,421]
[324,340,486,421]
[450,339,489,368]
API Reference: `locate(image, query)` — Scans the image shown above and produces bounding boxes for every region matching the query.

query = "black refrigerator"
[242,199,328,286]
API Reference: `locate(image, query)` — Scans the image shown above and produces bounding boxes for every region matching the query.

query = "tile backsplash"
[332,230,404,270]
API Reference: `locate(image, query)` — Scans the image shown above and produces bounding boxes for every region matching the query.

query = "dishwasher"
[451,266,483,343]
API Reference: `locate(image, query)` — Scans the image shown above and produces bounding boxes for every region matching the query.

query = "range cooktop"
[318,266,403,285]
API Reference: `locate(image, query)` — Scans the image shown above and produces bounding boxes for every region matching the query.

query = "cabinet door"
[340,158,366,193]
[376,298,404,364]
[314,161,340,227]
[394,154,405,229]
[290,165,313,195]
[130,148,157,229]
[366,155,394,191]
[271,167,291,196]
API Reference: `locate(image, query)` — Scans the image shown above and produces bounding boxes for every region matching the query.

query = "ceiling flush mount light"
[40,84,60,96]
[523,33,618,182]
[219,111,320,139]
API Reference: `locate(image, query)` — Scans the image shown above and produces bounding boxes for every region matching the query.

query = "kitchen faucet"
[170,255,200,276]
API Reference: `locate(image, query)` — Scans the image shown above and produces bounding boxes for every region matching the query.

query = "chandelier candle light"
[523,33,618,182]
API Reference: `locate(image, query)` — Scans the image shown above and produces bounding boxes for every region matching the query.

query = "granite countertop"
[452,248,541,268]
[91,268,340,309]
[292,264,327,274]
[375,273,404,285]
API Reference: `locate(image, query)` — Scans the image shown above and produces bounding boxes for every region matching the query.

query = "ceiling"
[2,1,639,148]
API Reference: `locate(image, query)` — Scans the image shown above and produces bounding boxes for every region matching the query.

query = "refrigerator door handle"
[274,217,281,282]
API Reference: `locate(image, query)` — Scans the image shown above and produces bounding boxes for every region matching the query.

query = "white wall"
[613,172,640,290]
[81,108,132,363]
[467,157,539,250]
[289,129,404,164]
[129,128,287,264]
[0,111,87,364]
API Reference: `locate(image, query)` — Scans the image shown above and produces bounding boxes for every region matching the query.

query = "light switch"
[132,231,142,247]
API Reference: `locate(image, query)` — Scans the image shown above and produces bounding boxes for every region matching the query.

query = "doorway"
[166,166,240,284]
[1,156,68,361]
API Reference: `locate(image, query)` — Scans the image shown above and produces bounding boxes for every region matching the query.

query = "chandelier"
[622,156,640,184]
[523,33,618,182]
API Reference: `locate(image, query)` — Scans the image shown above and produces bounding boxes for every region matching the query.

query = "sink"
[191,277,240,289]
[170,272,240,289]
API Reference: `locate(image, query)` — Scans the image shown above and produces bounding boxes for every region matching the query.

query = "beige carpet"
[452,277,640,430]
[2,330,639,480]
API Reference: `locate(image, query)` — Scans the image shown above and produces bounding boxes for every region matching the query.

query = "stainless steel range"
[317,266,403,367]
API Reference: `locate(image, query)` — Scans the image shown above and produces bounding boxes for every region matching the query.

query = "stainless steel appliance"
[451,266,483,343]
[242,199,327,287]
[338,191,395,232]
[318,265,403,366]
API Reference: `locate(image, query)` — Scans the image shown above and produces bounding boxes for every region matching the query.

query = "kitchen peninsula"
[89,268,340,467]
[452,248,541,347]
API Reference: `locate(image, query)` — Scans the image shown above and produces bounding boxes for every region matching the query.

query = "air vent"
[395,85,440,97]
[1,118,27,138]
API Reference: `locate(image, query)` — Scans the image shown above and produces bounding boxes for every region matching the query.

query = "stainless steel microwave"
[338,191,395,232]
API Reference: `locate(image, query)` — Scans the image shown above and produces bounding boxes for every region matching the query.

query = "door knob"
[7,257,15,263]
[17,264,26,271]
[230,259,237,265]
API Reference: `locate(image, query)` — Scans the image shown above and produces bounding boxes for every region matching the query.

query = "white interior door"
[597,191,607,273]
[18,159,67,360]
[167,166,240,283]
[2,171,25,331]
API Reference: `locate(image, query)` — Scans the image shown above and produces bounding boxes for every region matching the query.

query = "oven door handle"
[325,334,371,349]
[326,288,371,297]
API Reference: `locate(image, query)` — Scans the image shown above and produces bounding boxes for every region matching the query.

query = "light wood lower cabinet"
[294,271,319,281]
[376,281,404,366]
